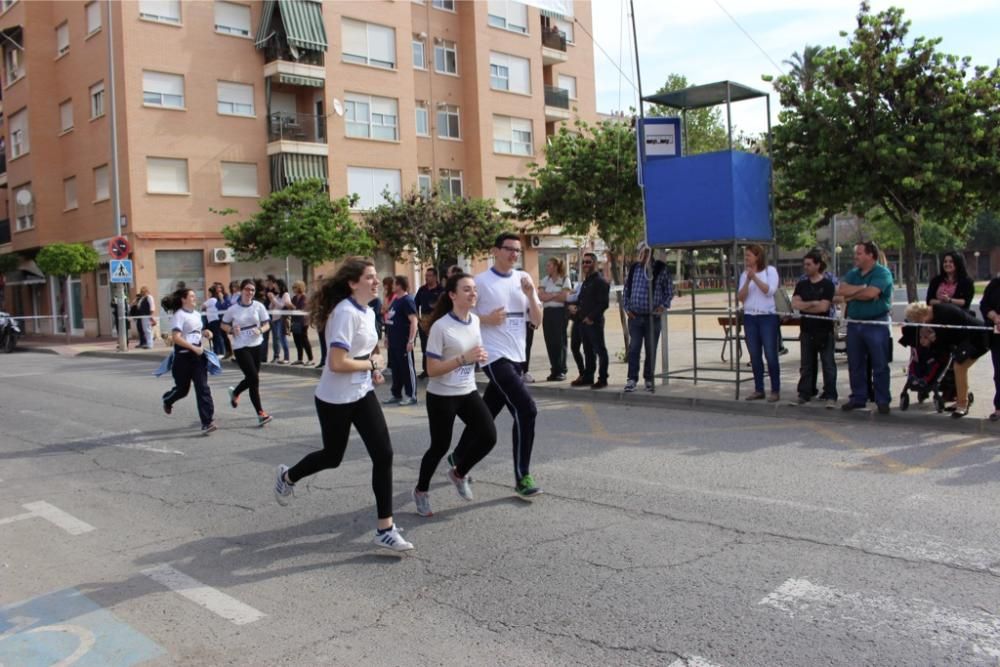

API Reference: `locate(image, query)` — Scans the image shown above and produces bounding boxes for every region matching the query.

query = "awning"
[539,10,565,19]
[269,153,328,192]
[643,81,769,110]
[274,72,324,88]
[18,258,43,279]
[254,0,327,52]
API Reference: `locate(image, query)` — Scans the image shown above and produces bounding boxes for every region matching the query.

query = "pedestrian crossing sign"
[110,259,133,284]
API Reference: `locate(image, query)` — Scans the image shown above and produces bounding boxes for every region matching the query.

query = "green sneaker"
[515,474,542,498]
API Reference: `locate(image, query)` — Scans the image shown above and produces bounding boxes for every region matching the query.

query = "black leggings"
[417,390,497,492]
[287,392,394,519]
[233,346,263,414]
[464,358,537,481]
[292,328,313,362]
[162,350,214,427]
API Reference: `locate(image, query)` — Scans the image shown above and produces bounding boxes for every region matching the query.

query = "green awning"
[255,0,327,52]
[539,9,565,19]
[269,154,328,192]
[275,72,324,88]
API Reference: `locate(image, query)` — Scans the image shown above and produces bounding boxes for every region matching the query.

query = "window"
[553,17,574,43]
[434,39,457,75]
[439,169,462,199]
[436,104,460,139]
[5,45,23,83]
[217,81,254,116]
[85,2,102,34]
[342,18,396,69]
[432,0,455,10]
[56,22,70,57]
[347,167,401,210]
[417,169,431,197]
[221,162,258,197]
[143,71,184,108]
[493,115,532,155]
[214,1,250,36]
[415,103,429,137]
[94,164,109,201]
[490,52,530,94]
[64,177,78,210]
[487,0,528,34]
[344,93,398,141]
[13,184,33,231]
[59,99,73,133]
[495,178,528,211]
[146,157,189,194]
[412,39,425,69]
[9,108,28,158]
[139,0,181,24]
[558,74,577,99]
[90,81,105,118]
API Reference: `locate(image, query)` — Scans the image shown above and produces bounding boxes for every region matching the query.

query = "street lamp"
[834,245,843,276]
[975,251,981,280]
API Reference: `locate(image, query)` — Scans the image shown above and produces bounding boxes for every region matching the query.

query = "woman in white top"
[268,279,293,364]
[161,287,217,434]
[538,257,572,381]
[202,285,227,357]
[412,273,495,517]
[221,279,272,427]
[273,258,413,552]
[737,244,781,401]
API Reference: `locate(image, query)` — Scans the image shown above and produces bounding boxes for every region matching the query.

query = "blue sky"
[591,0,1000,134]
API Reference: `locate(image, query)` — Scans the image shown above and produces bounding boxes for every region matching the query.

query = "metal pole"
[107,0,126,352]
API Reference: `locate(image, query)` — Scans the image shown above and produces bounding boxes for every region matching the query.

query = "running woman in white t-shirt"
[470,233,543,498]
[161,287,217,435]
[273,258,413,552]
[221,279,273,427]
[411,273,496,517]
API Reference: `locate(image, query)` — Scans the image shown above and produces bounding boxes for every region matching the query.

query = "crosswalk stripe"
[21,501,95,535]
[141,563,265,626]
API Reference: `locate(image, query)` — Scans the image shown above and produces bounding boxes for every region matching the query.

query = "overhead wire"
[710,0,786,76]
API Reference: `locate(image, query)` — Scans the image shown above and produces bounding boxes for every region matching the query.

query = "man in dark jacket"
[571,252,610,389]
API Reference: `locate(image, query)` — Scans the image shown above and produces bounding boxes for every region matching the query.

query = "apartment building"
[0,0,595,337]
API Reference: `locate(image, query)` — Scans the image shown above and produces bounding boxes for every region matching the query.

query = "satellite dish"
[332,98,344,117]
[15,189,32,207]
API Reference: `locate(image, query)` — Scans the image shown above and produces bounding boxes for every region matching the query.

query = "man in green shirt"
[837,241,894,413]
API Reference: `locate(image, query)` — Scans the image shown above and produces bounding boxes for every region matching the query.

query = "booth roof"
[642,81,768,110]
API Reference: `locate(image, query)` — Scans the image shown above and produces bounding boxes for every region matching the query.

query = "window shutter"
[341,19,367,58]
[221,162,258,197]
[368,24,395,66]
[510,55,530,93]
[147,157,189,194]
[60,101,73,132]
[215,1,250,33]
[144,71,184,96]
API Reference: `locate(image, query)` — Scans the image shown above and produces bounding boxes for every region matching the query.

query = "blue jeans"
[744,313,780,393]
[846,320,891,406]
[270,317,289,361]
[627,314,661,382]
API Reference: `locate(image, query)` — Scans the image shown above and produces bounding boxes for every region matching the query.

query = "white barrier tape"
[3,314,69,320]
[794,312,995,332]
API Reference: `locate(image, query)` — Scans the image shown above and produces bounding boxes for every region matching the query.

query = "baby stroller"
[898,324,971,412]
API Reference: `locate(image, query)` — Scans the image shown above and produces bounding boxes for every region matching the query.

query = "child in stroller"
[898,324,960,412]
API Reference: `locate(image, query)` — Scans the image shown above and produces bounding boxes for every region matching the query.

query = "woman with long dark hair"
[927,252,974,311]
[289,280,314,365]
[221,279,273,427]
[412,273,495,517]
[161,287,217,434]
[273,258,413,552]
[268,278,292,364]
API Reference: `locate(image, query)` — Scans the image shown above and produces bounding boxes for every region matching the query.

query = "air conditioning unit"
[531,235,542,248]
[212,248,235,264]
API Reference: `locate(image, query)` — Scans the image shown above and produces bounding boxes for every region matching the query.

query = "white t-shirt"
[540,275,572,309]
[314,298,378,405]
[425,311,481,397]
[170,308,203,353]
[222,299,271,350]
[474,268,537,365]
[739,266,780,315]
[204,297,219,323]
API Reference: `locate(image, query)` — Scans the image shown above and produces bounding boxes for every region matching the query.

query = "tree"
[36,243,100,341]
[966,211,1000,250]
[767,2,1000,300]
[221,178,373,281]
[363,188,510,270]
[783,44,826,94]
[647,74,728,155]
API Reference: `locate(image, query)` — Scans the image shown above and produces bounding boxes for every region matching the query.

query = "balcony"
[541,26,568,65]
[267,111,328,157]
[263,41,326,86]
[544,86,571,122]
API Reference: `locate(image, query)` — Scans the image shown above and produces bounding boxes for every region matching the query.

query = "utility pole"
[107,0,126,352]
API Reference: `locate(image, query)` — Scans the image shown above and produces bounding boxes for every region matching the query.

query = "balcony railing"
[541,26,567,52]
[264,41,324,67]
[0,218,10,245]
[544,86,570,109]
[268,112,327,143]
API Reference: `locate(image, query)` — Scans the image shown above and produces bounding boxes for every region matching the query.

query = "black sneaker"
[876,403,890,415]
[162,401,172,415]
[201,422,217,435]
[841,402,865,411]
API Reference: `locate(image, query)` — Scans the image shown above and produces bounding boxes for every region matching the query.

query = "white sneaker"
[274,464,294,506]
[374,525,414,552]
[413,488,433,517]
[448,467,474,501]
[624,379,638,393]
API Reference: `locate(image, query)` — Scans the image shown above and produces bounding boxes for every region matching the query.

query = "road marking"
[807,423,908,473]
[667,656,724,667]
[759,578,1000,658]
[18,502,95,535]
[846,528,1000,574]
[0,511,36,527]
[900,435,994,475]
[141,564,265,626]
[112,443,185,455]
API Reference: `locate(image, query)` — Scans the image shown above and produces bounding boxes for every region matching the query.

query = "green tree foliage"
[966,211,1000,249]
[363,188,510,269]
[647,74,728,155]
[513,118,643,283]
[35,243,100,277]
[767,2,1000,299]
[221,178,373,279]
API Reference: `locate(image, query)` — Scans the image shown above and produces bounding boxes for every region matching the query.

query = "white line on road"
[112,443,186,455]
[759,578,1000,658]
[141,564,265,626]
[667,656,725,667]
[20,501,95,535]
[846,528,1000,574]
[0,511,36,526]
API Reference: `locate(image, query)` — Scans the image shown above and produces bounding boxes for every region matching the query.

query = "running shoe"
[201,422,217,435]
[645,381,655,393]
[515,474,542,498]
[227,386,239,409]
[258,412,273,427]
[448,468,474,501]
[412,488,433,517]
[447,453,472,483]
[374,524,414,552]
[162,401,172,415]
[401,397,418,406]
[624,379,638,393]
[274,464,294,506]
[382,396,402,405]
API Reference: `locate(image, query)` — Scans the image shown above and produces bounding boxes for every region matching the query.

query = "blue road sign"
[110,259,133,284]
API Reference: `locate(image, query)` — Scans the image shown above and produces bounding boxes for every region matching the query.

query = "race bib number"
[506,314,524,334]
[186,332,202,345]
[238,327,256,339]
[448,364,474,385]
[351,370,370,385]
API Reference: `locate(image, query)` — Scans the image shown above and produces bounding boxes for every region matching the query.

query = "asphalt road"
[2,353,999,666]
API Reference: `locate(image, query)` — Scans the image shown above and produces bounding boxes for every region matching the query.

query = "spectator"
[570,252,610,389]
[791,250,837,406]
[414,267,444,379]
[980,277,1000,421]
[927,252,974,311]
[290,280,313,365]
[622,242,674,393]
[383,275,418,406]
[738,244,781,402]
[538,257,572,382]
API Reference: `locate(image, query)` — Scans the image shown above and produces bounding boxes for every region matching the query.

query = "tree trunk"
[901,221,918,303]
